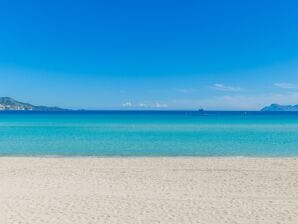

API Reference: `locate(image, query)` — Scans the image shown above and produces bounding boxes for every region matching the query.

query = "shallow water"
[0,111,298,156]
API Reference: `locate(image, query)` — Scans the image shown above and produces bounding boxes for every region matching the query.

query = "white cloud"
[211,83,243,92]
[154,102,168,108]
[122,101,168,109]
[122,102,133,107]
[139,103,148,108]
[274,82,298,90]
[175,88,195,93]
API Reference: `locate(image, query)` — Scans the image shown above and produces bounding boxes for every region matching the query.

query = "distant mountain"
[0,97,68,111]
[261,104,298,112]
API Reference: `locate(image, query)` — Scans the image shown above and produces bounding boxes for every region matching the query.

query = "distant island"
[0,97,68,111]
[261,104,298,112]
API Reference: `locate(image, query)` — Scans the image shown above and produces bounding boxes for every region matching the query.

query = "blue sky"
[0,0,298,110]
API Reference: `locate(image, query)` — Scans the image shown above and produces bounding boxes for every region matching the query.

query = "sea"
[0,111,298,157]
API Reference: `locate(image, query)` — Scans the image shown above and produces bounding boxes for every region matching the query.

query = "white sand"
[0,157,297,224]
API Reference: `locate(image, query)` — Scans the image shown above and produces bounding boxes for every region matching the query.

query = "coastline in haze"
[2,97,298,112]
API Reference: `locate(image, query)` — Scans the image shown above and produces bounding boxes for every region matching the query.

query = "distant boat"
[196,108,207,116]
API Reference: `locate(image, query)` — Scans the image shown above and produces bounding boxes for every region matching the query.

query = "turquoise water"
[0,111,298,156]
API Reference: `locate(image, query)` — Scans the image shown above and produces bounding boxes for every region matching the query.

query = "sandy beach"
[0,157,297,224]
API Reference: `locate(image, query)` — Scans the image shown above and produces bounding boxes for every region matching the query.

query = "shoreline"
[1,157,297,223]
[1,155,298,158]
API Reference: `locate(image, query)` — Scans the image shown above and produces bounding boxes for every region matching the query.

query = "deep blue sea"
[0,111,298,156]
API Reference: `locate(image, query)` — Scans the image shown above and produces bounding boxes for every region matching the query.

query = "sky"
[0,0,298,110]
